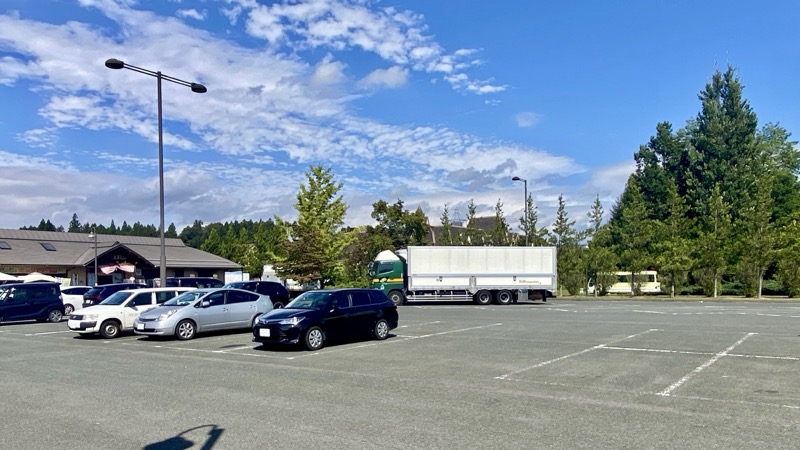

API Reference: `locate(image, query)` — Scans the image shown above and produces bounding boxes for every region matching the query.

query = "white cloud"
[515,111,542,128]
[310,54,347,87]
[358,66,408,90]
[176,9,206,21]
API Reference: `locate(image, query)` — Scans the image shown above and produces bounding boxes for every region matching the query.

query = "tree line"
[22,66,799,297]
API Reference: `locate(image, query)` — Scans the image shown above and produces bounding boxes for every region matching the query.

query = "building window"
[41,243,57,251]
[0,241,10,250]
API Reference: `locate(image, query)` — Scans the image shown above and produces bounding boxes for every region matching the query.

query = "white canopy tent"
[0,271,19,281]
[20,272,58,283]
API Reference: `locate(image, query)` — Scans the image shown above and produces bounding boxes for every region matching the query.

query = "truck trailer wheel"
[474,290,492,305]
[495,290,513,305]
[388,290,405,306]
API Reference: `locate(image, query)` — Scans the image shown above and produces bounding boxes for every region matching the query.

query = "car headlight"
[82,314,98,321]
[279,316,303,326]
[157,309,179,321]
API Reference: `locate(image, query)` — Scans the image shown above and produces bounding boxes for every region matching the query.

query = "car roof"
[117,287,195,294]
[1,281,60,287]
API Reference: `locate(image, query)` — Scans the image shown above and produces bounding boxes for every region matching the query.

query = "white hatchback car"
[67,287,194,338]
[60,285,92,315]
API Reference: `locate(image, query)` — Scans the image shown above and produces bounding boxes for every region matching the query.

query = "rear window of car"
[85,287,103,297]
[62,287,91,295]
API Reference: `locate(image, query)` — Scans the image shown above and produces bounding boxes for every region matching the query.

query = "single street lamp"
[88,228,98,286]
[105,58,207,285]
[512,176,528,246]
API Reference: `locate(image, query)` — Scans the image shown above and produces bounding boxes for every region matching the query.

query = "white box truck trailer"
[370,246,557,306]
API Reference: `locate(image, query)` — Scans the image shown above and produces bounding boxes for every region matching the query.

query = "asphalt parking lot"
[1,299,799,449]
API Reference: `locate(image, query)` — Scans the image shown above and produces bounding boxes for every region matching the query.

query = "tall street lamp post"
[512,176,528,246]
[105,58,207,285]
[88,228,98,286]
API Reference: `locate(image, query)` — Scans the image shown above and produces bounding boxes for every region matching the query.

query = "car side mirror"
[127,304,138,310]
[201,300,211,308]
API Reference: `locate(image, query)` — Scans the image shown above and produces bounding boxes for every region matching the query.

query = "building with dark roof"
[0,229,239,286]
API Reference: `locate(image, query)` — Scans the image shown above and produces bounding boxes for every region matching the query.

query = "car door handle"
[222,308,229,312]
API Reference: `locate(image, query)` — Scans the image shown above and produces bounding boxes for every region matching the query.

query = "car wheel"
[388,290,405,306]
[64,304,75,315]
[495,290,513,305]
[175,320,196,340]
[474,290,492,305]
[47,309,63,323]
[272,301,284,309]
[99,320,120,339]
[304,326,324,351]
[373,319,389,340]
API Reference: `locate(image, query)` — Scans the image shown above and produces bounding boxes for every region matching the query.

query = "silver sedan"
[133,288,272,340]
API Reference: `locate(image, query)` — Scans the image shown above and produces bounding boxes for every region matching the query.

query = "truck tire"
[495,290,513,305]
[474,290,492,305]
[388,290,405,306]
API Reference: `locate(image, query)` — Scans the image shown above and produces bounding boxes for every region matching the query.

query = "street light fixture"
[88,228,98,286]
[105,58,207,285]
[512,176,529,246]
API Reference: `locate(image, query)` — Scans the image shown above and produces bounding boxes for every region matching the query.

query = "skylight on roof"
[0,241,10,250]
[40,243,56,251]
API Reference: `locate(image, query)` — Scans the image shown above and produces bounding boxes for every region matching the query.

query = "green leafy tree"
[611,178,656,295]
[549,194,585,295]
[733,176,776,298]
[693,185,731,297]
[520,193,549,246]
[439,203,454,245]
[68,214,81,233]
[654,183,695,297]
[274,165,350,287]
[490,199,510,245]
[775,216,800,297]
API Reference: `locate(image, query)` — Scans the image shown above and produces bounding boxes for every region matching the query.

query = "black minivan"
[223,281,290,309]
[165,277,223,289]
[83,282,147,307]
[0,282,65,323]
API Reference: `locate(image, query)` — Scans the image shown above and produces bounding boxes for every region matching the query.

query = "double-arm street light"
[512,176,529,246]
[104,58,207,285]
[88,227,98,286]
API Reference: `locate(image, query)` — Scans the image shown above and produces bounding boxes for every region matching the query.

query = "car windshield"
[285,291,333,310]
[85,287,102,297]
[100,291,134,305]
[224,282,245,289]
[162,290,207,306]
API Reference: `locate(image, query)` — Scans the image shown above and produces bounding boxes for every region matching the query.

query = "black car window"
[333,293,350,308]
[155,291,178,304]
[129,293,152,307]
[204,292,225,307]
[369,291,389,305]
[350,291,370,307]
[12,288,28,301]
[226,290,256,304]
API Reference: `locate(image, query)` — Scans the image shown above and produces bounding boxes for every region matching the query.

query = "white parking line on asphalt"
[25,330,73,336]
[397,321,441,329]
[397,322,503,339]
[656,332,756,397]
[494,328,660,380]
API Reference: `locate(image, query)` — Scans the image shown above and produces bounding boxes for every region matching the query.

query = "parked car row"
[2,279,399,351]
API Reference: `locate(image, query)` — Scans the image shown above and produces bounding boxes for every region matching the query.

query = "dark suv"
[83,283,147,307]
[0,282,65,323]
[165,277,223,289]
[223,281,290,309]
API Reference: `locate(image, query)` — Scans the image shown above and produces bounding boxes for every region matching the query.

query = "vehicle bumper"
[252,324,302,345]
[68,320,98,333]
[132,321,173,336]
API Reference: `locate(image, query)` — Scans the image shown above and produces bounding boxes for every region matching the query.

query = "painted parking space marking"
[656,332,756,397]
[396,322,503,339]
[397,321,441,328]
[495,328,660,380]
[25,330,73,336]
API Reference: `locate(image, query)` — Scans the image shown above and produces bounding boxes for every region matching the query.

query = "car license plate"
[136,323,144,331]
[259,328,270,337]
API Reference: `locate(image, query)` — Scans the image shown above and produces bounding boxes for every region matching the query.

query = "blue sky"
[0,0,798,233]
